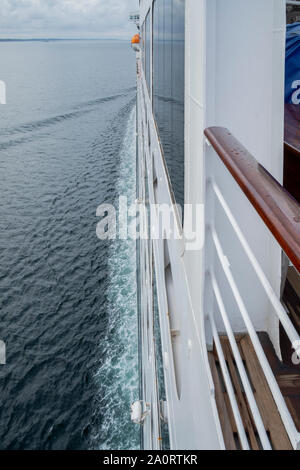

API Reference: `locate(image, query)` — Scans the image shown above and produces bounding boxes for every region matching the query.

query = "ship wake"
[93,107,139,450]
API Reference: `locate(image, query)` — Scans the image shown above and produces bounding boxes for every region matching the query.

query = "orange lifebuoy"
[131,34,140,45]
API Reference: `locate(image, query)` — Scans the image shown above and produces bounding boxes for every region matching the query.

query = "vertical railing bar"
[209,313,250,450]
[210,272,272,450]
[211,228,300,449]
[210,179,299,347]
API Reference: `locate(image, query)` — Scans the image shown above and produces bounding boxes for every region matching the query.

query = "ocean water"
[0,40,139,450]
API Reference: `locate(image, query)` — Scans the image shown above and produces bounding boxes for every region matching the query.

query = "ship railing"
[204,127,300,450]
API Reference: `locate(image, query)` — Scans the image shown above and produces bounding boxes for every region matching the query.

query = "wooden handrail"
[204,127,300,272]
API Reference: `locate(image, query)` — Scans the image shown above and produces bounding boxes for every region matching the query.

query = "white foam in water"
[94,107,139,450]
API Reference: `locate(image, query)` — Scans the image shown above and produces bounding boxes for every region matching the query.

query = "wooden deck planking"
[209,335,293,450]
[259,332,300,434]
[239,335,292,450]
[208,353,237,450]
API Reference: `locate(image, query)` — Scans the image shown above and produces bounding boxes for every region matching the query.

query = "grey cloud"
[0,0,138,39]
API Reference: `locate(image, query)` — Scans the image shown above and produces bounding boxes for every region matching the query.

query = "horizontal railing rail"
[204,127,300,272]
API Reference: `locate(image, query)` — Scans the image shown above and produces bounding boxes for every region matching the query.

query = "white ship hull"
[136,0,300,450]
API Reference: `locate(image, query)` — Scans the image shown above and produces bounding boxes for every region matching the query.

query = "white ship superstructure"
[135,0,300,450]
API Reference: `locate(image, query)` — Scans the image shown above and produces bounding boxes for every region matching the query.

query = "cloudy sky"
[0,0,138,39]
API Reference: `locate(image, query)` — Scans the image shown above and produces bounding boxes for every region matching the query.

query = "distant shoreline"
[0,38,128,43]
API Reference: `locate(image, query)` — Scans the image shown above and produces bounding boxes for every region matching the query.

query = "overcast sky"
[0,0,139,39]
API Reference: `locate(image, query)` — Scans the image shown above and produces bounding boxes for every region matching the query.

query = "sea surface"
[0,40,139,450]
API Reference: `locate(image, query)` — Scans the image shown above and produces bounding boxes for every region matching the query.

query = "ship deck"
[208,332,300,450]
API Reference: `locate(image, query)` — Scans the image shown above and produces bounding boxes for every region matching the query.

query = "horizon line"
[0,38,129,42]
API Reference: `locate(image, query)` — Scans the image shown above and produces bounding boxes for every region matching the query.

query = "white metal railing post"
[209,313,250,450]
[210,179,300,348]
[209,225,300,449]
[210,273,272,450]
